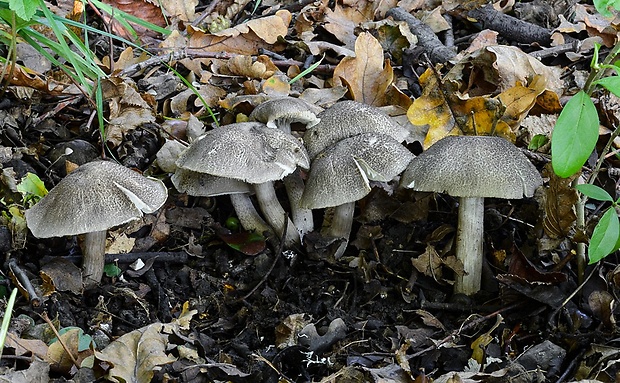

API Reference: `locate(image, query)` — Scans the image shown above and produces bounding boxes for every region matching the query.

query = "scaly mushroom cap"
[401,135,542,198]
[249,97,321,131]
[303,101,410,159]
[176,122,310,184]
[301,133,414,209]
[25,161,168,238]
[171,169,251,196]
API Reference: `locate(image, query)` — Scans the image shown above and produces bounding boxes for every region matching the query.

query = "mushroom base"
[454,196,485,295]
[324,202,355,259]
[230,193,272,236]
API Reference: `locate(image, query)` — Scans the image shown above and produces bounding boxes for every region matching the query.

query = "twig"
[39,312,80,368]
[386,7,455,64]
[7,259,40,307]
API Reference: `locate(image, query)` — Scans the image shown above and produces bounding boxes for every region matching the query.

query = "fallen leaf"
[95,323,176,383]
[187,10,292,55]
[333,32,394,106]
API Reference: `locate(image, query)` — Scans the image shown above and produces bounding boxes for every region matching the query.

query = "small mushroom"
[303,101,410,159]
[25,161,168,287]
[174,122,310,246]
[249,97,322,134]
[400,135,543,295]
[171,169,271,236]
[249,97,322,237]
[301,133,414,257]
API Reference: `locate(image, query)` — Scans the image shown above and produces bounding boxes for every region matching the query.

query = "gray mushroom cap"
[25,161,168,238]
[176,122,310,184]
[249,97,322,130]
[303,101,410,159]
[401,135,542,198]
[171,169,251,196]
[301,133,415,209]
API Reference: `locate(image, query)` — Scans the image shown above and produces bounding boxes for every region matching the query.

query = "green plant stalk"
[0,288,18,359]
[576,124,620,278]
[584,43,620,94]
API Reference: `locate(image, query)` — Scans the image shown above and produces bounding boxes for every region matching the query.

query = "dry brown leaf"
[100,0,166,40]
[411,244,463,281]
[333,32,393,106]
[187,10,291,55]
[542,164,577,239]
[161,0,197,22]
[324,1,375,48]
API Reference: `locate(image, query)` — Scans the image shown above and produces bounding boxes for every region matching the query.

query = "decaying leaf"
[275,313,311,349]
[47,327,95,373]
[411,244,463,281]
[542,164,578,239]
[324,1,375,49]
[333,32,394,106]
[95,323,176,383]
[408,45,562,147]
[185,10,292,55]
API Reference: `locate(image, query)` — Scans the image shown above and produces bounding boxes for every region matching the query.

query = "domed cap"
[301,133,414,209]
[249,97,321,132]
[175,122,310,184]
[401,135,542,198]
[25,161,168,238]
[303,101,409,159]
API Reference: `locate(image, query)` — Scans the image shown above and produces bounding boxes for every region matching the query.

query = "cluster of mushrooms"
[25,97,543,295]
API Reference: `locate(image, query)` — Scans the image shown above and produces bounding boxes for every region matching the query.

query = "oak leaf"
[333,32,393,106]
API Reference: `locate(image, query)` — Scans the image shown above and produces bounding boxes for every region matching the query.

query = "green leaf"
[588,207,620,264]
[594,0,620,17]
[9,0,38,21]
[528,134,548,150]
[575,184,614,202]
[551,90,599,178]
[16,172,47,204]
[104,263,122,278]
[594,75,620,98]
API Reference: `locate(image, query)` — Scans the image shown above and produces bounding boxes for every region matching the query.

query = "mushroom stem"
[324,202,355,258]
[454,196,485,295]
[254,182,300,246]
[283,170,314,239]
[230,193,273,236]
[82,230,107,288]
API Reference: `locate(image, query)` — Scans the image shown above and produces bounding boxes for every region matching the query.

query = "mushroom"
[249,97,323,238]
[171,169,271,236]
[25,161,168,287]
[174,122,310,246]
[249,97,322,134]
[400,135,543,295]
[301,133,414,257]
[303,101,410,159]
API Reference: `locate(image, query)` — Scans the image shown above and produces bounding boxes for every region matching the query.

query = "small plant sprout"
[551,32,620,280]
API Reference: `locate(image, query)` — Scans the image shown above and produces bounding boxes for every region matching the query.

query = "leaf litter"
[0,0,620,382]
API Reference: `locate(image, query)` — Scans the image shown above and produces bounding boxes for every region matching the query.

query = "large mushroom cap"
[303,101,410,159]
[301,133,414,209]
[25,161,168,238]
[176,122,310,184]
[249,97,322,131]
[401,135,542,198]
